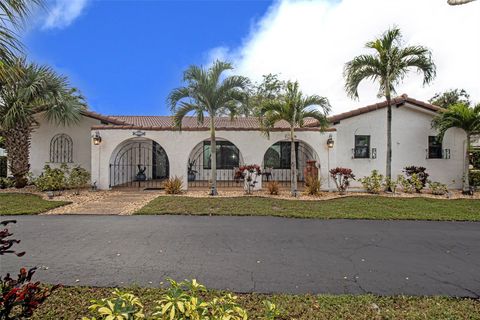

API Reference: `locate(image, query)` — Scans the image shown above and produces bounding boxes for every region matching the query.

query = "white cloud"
[43,0,89,29]
[218,0,480,114]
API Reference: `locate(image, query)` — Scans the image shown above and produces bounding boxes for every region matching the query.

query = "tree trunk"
[210,117,218,196]
[5,124,31,188]
[290,126,297,196]
[463,133,470,193]
[386,97,392,183]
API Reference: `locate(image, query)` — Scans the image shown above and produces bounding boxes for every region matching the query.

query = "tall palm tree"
[344,27,436,183]
[168,60,248,195]
[260,81,331,196]
[0,59,85,187]
[432,103,480,192]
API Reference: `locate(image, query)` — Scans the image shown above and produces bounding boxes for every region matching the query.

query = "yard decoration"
[187,160,197,181]
[0,220,60,319]
[135,165,147,181]
[329,167,355,194]
[235,164,262,195]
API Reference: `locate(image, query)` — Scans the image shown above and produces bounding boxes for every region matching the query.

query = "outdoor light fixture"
[92,131,102,145]
[327,134,334,148]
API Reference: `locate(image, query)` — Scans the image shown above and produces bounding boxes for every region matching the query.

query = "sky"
[24,0,480,116]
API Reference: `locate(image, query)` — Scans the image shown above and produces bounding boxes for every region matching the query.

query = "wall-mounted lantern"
[326,134,334,148]
[92,131,102,145]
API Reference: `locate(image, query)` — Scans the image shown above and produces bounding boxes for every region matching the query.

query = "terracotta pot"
[304,160,319,182]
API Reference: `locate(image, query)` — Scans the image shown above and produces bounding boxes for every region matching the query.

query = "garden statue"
[136,165,147,181]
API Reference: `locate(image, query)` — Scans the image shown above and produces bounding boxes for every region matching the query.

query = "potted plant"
[136,165,147,181]
[187,160,197,181]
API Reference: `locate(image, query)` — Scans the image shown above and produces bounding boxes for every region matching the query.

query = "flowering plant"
[329,167,355,194]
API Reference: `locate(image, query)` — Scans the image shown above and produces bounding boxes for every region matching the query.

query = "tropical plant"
[0,0,43,65]
[266,181,280,195]
[304,175,321,196]
[432,103,480,192]
[397,174,418,194]
[68,165,90,194]
[0,60,85,188]
[259,81,330,196]
[262,300,281,320]
[344,27,436,185]
[428,181,448,195]
[329,167,355,194]
[83,289,145,320]
[33,164,67,192]
[168,60,248,195]
[164,176,183,194]
[1,220,60,320]
[403,166,429,192]
[359,170,384,194]
[383,176,398,194]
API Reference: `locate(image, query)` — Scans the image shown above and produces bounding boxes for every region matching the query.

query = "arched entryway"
[261,140,320,188]
[187,138,244,189]
[109,138,169,189]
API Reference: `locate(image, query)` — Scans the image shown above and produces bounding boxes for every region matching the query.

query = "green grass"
[0,193,70,215]
[32,286,480,320]
[136,196,480,221]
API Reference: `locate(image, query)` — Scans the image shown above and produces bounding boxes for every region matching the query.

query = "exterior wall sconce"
[92,131,102,145]
[326,134,334,148]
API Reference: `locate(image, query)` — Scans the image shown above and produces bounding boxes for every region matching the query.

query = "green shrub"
[82,279,280,320]
[470,149,480,169]
[68,165,91,194]
[164,176,183,194]
[398,175,415,193]
[0,177,14,189]
[266,181,280,195]
[0,156,6,178]
[469,169,480,188]
[429,181,448,195]
[384,176,398,194]
[359,170,384,194]
[403,166,429,192]
[304,176,321,196]
[33,165,67,192]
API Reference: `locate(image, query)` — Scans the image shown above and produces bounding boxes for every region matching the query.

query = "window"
[263,142,299,169]
[203,141,239,169]
[49,134,73,163]
[354,135,370,159]
[428,136,443,159]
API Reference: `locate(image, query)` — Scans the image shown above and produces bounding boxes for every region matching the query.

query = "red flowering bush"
[234,165,262,181]
[0,220,60,320]
[329,167,355,194]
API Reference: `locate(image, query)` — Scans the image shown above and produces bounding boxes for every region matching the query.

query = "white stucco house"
[26,94,467,191]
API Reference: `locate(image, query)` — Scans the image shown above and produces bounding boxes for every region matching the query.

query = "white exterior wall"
[91,129,334,190]
[29,115,102,177]
[333,102,466,188]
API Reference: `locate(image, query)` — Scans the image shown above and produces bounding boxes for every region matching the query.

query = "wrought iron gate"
[109,140,169,189]
[262,141,319,188]
[187,140,244,189]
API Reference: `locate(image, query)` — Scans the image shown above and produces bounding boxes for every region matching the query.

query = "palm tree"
[448,0,476,5]
[344,27,436,183]
[432,103,480,193]
[168,60,248,195]
[0,59,85,187]
[0,0,43,65]
[259,81,331,196]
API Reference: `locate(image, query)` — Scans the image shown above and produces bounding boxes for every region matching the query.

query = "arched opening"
[187,138,244,189]
[109,138,169,189]
[261,140,320,189]
[50,133,73,163]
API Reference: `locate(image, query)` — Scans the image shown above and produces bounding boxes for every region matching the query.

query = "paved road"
[1,215,479,297]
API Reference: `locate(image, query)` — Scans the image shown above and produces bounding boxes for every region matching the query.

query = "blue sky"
[25,0,273,116]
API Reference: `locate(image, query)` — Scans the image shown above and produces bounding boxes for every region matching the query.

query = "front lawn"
[0,193,70,215]
[32,286,480,319]
[136,196,480,221]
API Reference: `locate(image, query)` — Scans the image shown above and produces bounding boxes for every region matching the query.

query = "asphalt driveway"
[0,215,479,297]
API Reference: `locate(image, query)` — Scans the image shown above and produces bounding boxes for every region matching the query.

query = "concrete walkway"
[44,191,158,215]
[1,215,479,297]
